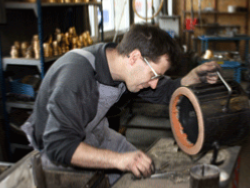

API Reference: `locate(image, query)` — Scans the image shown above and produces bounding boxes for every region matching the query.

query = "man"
[22,24,219,185]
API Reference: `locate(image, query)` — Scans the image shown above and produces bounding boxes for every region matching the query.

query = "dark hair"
[116,24,181,69]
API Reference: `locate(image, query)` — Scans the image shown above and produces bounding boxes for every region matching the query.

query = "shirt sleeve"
[42,56,99,165]
[137,77,182,105]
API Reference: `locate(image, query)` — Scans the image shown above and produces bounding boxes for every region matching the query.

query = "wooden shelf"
[183,11,248,15]
[6,101,34,111]
[5,1,101,16]
[5,1,101,9]
[3,56,61,72]
[195,24,241,28]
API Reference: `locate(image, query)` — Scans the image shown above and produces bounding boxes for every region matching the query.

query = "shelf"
[3,56,61,72]
[6,101,34,112]
[5,1,101,9]
[195,24,240,28]
[5,1,102,16]
[183,11,248,15]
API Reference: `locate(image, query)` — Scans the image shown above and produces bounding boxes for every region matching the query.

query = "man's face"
[126,54,171,93]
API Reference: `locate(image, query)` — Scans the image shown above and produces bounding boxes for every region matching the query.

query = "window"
[133,0,161,24]
[114,0,130,32]
[89,0,130,42]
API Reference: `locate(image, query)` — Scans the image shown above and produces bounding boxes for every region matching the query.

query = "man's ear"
[128,49,141,65]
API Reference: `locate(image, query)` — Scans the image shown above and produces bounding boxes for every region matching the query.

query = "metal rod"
[217,71,232,112]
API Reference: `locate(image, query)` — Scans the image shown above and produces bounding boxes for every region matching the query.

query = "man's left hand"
[181,61,221,86]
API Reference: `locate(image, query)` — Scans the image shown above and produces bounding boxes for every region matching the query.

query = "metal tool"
[150,171,177,179]
[131,161,176,180]
[216,71,232,112]
[131,170,177,180]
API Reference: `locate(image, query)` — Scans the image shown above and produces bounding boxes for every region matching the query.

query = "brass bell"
[71,37,78,49]
[43,43,52,58]
[202,49,213,59]
[21,41,29,57]
[10,45,19,58]
[25,46,33,59]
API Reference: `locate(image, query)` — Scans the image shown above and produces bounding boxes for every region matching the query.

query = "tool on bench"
[131,161,176,180]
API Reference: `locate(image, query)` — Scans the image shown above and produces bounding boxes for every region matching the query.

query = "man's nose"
[148,79,159,89]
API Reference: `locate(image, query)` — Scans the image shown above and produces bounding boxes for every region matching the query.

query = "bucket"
[190,164,220,188]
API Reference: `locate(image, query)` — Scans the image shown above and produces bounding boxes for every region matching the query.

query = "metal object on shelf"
[21,41,29,57]
[25,0,36,2]
[82,31,88,41]
[82,30,92,46]
[228,5,237,13]
[64,32,70,45]
[61,34,69,53]
[32,35,40,59]
[47,34,53,45]
[71,37,78,49]
[43,42,52,57]
[169,80,250,156]
[54,28,61,38]
[52,41,60,56]
[69,26,77,37]
[79,35,87,47]
[10,45,19,58]
[202,49,213,59]
[25,45,33,59]
[56,33,62,44]
[14,41,21,51]
[47,0,57,3]
[85,30,93,45]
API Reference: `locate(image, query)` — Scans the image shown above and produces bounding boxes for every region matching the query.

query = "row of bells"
[10,27,93,59]
[24,0,93,3]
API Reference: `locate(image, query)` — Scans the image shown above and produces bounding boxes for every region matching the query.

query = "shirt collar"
[95,42,122,86]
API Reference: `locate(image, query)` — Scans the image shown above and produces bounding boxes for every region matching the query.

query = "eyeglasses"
[143,57,164,80]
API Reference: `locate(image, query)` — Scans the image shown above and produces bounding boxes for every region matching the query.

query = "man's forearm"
[181,61,220,86]
[70,142,120,169]
[70,142,154,178]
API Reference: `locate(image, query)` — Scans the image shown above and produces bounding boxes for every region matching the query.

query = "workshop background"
[0,0,250,187]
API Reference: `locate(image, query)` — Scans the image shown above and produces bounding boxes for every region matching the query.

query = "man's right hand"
[71,142,154,179]
[116,151,154,178]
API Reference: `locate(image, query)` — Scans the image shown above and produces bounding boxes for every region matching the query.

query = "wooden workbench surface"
[112,138,240,188]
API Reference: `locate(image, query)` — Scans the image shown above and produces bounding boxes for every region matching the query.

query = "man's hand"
[117,151,154,178]
[181,61,221,86]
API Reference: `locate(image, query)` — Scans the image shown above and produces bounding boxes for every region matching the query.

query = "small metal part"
[150,171,177,179]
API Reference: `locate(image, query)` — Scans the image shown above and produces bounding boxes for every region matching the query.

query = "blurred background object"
[0,0,6,24]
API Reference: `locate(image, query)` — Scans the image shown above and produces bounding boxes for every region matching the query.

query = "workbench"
[112,138,241,188]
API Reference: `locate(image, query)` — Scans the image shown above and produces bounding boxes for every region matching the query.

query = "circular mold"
[170,87,204,155]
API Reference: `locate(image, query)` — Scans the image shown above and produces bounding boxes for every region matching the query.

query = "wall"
[175,0,250,60]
